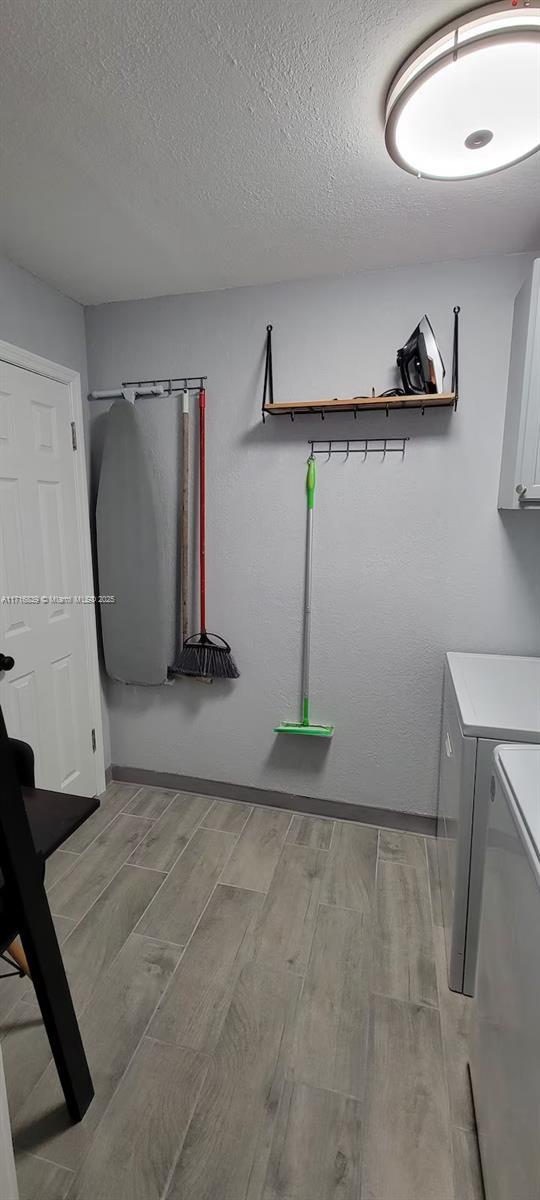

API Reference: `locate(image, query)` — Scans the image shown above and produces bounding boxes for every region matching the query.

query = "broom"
[173,386,239,680]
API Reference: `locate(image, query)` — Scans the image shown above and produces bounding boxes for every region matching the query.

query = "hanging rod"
[309,437,409,461]
[89,385,164,401]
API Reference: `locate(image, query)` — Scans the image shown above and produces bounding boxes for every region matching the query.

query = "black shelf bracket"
[261,326,274,422]
[452,306,460,408]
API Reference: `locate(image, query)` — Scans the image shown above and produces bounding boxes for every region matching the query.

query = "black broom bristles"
[169,632,239,680]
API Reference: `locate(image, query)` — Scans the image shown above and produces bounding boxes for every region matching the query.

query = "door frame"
[0,337,106,797]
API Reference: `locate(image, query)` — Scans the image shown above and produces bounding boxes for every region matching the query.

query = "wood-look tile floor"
[1,783,484,1200]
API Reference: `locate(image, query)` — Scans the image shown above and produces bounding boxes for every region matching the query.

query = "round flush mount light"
[385,1,540,180]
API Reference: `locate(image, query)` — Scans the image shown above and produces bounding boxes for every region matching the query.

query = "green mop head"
[274,720,334,737]
[275,696,333,737]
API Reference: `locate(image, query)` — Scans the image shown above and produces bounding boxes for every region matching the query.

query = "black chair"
[1,738,38,975]
[0,706,99,1121]
[0,738,101,962]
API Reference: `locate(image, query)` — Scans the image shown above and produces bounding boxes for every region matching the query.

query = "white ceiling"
[1,0,539,305]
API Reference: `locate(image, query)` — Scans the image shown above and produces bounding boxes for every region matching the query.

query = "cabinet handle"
[445,731,453,758]
[516,485,540,504]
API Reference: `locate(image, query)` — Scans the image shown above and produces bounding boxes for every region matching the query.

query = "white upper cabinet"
[499,258,540,510]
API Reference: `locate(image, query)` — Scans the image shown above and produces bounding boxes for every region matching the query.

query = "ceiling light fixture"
[385,1,540,180]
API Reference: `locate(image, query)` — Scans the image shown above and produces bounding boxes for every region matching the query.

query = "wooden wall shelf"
[263,393,457,417]
[260,314,460,421]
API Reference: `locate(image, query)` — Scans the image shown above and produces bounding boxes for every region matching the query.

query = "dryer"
[436,652,540,994]
[470,744,540,1200]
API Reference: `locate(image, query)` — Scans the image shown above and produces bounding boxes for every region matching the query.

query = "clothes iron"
[397,315,445,394]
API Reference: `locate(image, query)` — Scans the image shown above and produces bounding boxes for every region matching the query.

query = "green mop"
[275,456,334,737]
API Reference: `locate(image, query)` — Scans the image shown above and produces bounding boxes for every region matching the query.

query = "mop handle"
[199,387,206,633]
[302,457,316,724]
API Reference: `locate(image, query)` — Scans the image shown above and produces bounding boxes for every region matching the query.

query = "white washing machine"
[470,744,540,1200]
[436,652,540,995]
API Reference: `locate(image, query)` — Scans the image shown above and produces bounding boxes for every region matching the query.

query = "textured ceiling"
[0,0,539,304]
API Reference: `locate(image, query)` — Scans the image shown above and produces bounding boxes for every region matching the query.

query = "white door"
[0,355,103,796]
[0,1047,18,1200]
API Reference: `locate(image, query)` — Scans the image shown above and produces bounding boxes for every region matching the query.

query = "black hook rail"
[309,437,409,462]
[121,375,207,392]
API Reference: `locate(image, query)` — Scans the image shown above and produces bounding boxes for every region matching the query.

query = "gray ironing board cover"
[96,398,168,684]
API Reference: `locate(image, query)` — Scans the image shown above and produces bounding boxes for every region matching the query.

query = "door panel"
[0,478,28,637]
[51,653,80,789]
[0,360,97,795]
[32,398,58,454]
[9,672,39,747]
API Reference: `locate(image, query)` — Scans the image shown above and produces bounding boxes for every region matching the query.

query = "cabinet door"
[518,278,540,503]
[499,258,540,508]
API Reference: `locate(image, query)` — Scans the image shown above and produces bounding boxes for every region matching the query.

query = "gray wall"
[0,255,88,392]
[0,254,112,770]
[86,253,540,816]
